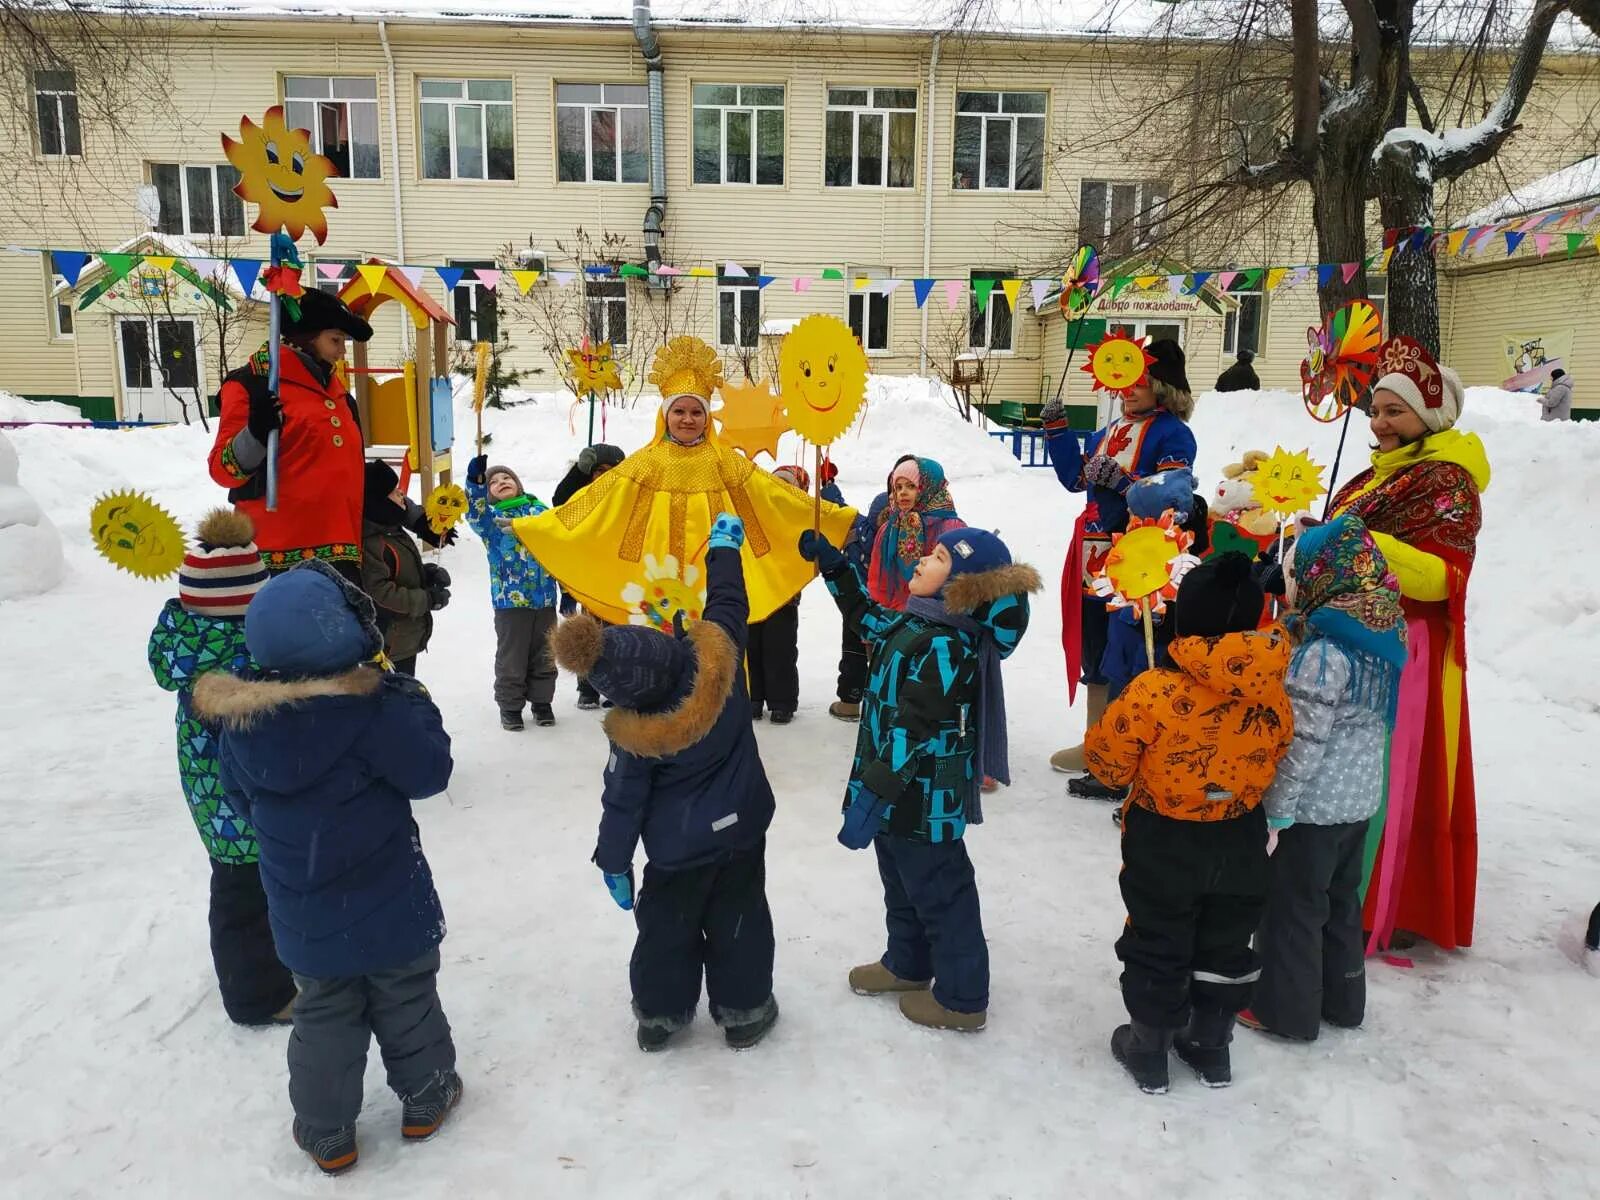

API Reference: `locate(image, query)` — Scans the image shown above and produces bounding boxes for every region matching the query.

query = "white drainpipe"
[918,32,941,376]
[377,19,406,263]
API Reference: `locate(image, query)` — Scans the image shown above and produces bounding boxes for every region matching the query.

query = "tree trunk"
[1310,137,1373,319]
[1375,150,1441,356]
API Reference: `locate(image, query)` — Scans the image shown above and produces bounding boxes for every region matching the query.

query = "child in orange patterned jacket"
[1085,551,1293,1096]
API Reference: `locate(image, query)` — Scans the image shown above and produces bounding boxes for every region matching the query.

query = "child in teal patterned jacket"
[466,454,561,730]
[146,508,296,1026]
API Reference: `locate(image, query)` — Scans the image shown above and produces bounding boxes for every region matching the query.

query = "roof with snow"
[50,232,270,305]
[1459,156,1600,225]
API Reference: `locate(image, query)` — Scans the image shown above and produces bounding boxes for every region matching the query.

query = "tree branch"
[1407,75,1434,133]
[1290,0,1322,164]
[1343,0,1384,90]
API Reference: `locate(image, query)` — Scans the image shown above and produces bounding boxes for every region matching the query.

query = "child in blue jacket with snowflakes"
[465,453,560,730]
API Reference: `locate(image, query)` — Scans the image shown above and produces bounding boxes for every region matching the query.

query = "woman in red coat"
[208,290,373,581]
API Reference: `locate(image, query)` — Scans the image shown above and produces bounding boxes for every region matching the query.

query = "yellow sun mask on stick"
[222,106,340,245]
[1248,447,1327,519]
[1091,513,1198,619]
[1082,332,1157,396]
[89,491,186,580]
[424,483,469,535]
[569,342,623,398]
[778,314,870,445]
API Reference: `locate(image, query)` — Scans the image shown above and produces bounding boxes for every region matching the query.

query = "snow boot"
[577,694,601,711]
[899,990,985,1032]
[1069,774,1125,801]
[828,700,861,722]
[722,996,780,1049]
[1586,901,1600,952]
[849,960,931,996]
[500,707,524,731]
[1049,684,1107,773]
[768,710,794,725]
[751,701,765,721]
[293,1119,358,1175]
[1110,1022,1173,1094]
[636,1022,676,1052]
[401,1070,463,1141]
[531,703,556,727]
[1174,1011,1235,1088]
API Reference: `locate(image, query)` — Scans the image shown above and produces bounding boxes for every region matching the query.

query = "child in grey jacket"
[1246,514,1408,1041]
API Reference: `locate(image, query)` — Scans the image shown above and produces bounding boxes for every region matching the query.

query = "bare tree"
[917,301,1000,423]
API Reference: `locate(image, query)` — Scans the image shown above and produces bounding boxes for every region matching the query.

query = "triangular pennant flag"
[231,258,262,296]
[1265,267,1287,291]
[1239,268,1264,291]
[1030,278,1052,311]
[756,275,776,289]
[1215,270,1238,293]
[1532,233,1553,258]
[655,265,684,276]
[397,266,425,289]
[821,268,844,281]
[793,276,813,293]
[944,279,963,310]
[1379,247,1394,271]
[619,264,649,278]
[1165,274,1184,295]
[357,263,388,293]
[853,276,872,291]
[50,250,90,288]
[551,270,577,286]
[1134,275,1159,290]
[1567,233,1586,258]
[1187,272,1212,294]
[101,253,142,285]
[1000,278,1023,310]
[317,262,345,280]
[145,255,176,272]
[475,268,501,290]
[722,261,748,278]
[1383,228,1400,251]
[688,266,715,278]
[972,278,996,313]
[435,266,465,290]
[1407,231,1428,254]
[1447,230,1468,257]
[1342,262,1360,284]
[585,264,614,276]
[879,278,904,296]
[1504,231,1526,255]
[1317,264,1337,287]
[913,278,936,308]
[186,257,225,285]
[1111,276,1132,301]
[511,269,541,294]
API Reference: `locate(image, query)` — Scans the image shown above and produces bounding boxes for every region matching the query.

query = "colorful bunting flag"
[317,262,344,280]
[913,278,936,308]
[944,279,963,311]
[1187,272,1212,294]
[619,264,648,278]
[357,263,388,292]
[1447,230,1468,257]
[51,250,89,288]
[821,268,844,280]
[101,253,142,287]
[1030,278,1053,311]
[879,279,904,296]
[655,265,684,276]
[435,266,465,290]
[397,266,425,289]
[1000,278,1023,311]
[145,255,176,272]
[1317,264,1336,288]
[1265,267,1287,291]
[550,270,577,286]
[1566,233,1586,258]
[232,258,262,296]
[793,276,813,293]
[475,268,501,290]
[688,267,715,278]
[1216,270,1238,292]
[757,275,777,289]
[1341,262,1360,284]
[1532,234,1553,258]
[853,276,871,291]
[511,269,541,294]
[186,256,224,283]
[1504,231,1526,255]
[972,278,995,313]
[1133,275,1158,290]
[722,261,748,278]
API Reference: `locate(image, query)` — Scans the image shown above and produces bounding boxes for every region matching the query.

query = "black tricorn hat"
[285,287,373,342]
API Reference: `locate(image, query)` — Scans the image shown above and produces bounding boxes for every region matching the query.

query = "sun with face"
[1248,447,1327,518]
[1092,512,1197,618]
[222,106,340,244]
[89,491,186,580]
[621,555,706,632]
[568,343,623,398]
[425,483,470,535]
[1082,333,1156,396]
[779,314,869,445]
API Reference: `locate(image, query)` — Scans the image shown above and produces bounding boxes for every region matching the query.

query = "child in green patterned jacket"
[147,508,296,1026]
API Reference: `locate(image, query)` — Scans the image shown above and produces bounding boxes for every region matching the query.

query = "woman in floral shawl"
[866,455,964,611]
[1328,336,1489,952]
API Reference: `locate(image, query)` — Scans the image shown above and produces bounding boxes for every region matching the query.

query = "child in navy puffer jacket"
[193,560,461,1176]
[551,514,779,1054]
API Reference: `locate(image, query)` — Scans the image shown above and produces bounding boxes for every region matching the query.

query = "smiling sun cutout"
[1248,447,1327,519]
[1082,332,1156,396]
[1091,512,1198,619]
[89,490,186,580]
[222,106,340,244]
[779,314,869,445]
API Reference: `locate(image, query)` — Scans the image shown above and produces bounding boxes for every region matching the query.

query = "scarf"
[1287,515,1407,724]
[877,457,959,585]
[905,593,1009,821]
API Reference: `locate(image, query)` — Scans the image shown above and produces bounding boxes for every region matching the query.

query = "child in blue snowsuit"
[465,454,560,730]
[550,514,780,1054]
[193,561,460,1176]
[801,524,1041,1032]
[147,508,295,1027]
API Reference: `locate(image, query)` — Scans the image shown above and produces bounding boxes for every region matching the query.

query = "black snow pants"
[208,859,296,1026]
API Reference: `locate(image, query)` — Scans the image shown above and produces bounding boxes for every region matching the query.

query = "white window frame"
[718,264,762,349]
[1368,274,1389,333]
[585,278,629,346]
[1108,319,1187,349]
[149,162,245,238]
[46,266,74,340]
[282,75,382,179]
[556,83,650,184]
[824,87,917,189]
[1079,179,1169,255]
[846,265,894,354]
[692,84,786,186]
[449,259,498,344]
[969,269,1015,353]
[419,77,516,181]
[310,258,357,296]
[1222,286,1267,358]
[34,69,81,158]
[953,91,1046,192]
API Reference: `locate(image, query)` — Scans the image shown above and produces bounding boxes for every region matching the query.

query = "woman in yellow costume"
[512,336,856,630]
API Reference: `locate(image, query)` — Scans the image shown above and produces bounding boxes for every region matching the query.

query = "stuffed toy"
[1211,451,1279,538]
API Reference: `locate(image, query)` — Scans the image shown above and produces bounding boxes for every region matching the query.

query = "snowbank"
[0,390,83,423]
[0,430,65,601]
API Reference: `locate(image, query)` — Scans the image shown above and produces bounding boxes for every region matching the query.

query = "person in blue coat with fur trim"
[551,514,779,1054]
[193,561,461,1175]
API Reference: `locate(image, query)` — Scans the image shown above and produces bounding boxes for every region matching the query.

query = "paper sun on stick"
[778,314,870,445]
[715,378,790,461]
[1301,299,1381,423]
[1091,512,1198,619]
[1248,447,1327,519]
[1082,332,1156,396]
[89,491,186,580]
[568,342,622,398]
[222,107,340,245]
[424,483,469,535]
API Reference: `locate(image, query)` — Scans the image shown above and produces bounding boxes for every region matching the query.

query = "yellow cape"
[512,413,858,626]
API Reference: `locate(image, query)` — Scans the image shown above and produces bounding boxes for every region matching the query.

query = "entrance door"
[116,316,204,423]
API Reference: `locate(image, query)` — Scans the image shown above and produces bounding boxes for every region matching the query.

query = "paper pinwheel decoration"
[424,483,469,535]
[222,107,340,245]
[89,490,186,580]
[1091,512,1199,619]
[568,342,623,398]
[779,314,870,445]
[1248,447,1327,519]
[1301,299,1382,423]
[1059,244,1100,317]
[1082,331,1156,396]
[714,378,790,461]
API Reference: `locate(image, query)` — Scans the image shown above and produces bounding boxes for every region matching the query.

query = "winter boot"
[721,996,780,1050]
[1110,1021,1173,1094]
[899,990,986,1032]
[401,1070,464,1141]
[768,710,794,725]
[828,700,861,722]
[500,707,524,731]
[531,703,556,727]
[270,995,296,1025]
[577,694,601,711]
[1049,684,1107,773]
[751,701,765,721]
[636,1023,675,1052]
[1068,775,1126,802]
[1174,1010,1236,1088]
[293,1119,358,1175]
[848,960,931,996]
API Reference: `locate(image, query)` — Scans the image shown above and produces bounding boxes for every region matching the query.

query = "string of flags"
[29,203,1600,317]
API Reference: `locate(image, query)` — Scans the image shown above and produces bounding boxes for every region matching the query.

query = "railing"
[988,427,1086,468]
[0,419,174,430]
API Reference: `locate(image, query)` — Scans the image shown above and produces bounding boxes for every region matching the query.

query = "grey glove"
[578,446,599,474]
[1039,397,1066,424]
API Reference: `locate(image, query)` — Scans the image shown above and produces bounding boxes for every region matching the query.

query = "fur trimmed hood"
[943,561,1043,615]
[603,621,736,758]
[192,665,383,730]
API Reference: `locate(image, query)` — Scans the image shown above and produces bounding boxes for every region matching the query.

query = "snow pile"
[0,430,65,601]
[0,390,83,423]
[1460,154,1600,225]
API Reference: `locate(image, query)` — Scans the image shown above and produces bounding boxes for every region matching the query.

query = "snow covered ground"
[2,380,1598,1197]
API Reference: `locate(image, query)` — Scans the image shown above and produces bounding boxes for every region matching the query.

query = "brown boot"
[848,961,931,996]
[899,990,986,1032]
[1049,683,1108,773]
[828,700,861,721]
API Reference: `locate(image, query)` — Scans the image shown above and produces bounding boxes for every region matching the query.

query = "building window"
[1109,320,1184,349]
[718,265,762,348]
[557,84,648,183]
[953,91,1044,191]
[35,69,81,157]
[825,87,916,188]
[47,269,74,339]
[1078,179,1168,257]
[846,267,893,353]
[586,279,629,346]
[420,79,515,181]
[150,163,245,237]
[1223,286,1266,357]
[283,75,381,179]
[311,258,357,296]
[693,84,784,186]
[449,260,497,343]
[969,269,1014,352]
[1368,274,1388,332]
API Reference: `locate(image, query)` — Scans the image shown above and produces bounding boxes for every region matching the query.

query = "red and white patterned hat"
[179,508,269,618]
[1372,335,1464,434]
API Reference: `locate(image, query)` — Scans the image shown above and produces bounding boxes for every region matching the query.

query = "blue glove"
[466,454,488,485]
[798,530,846,573]
[601,866,635,911]
[708,512,745,552]
[837,785,887,850]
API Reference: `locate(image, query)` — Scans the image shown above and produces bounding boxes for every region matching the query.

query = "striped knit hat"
[179,508,269,617]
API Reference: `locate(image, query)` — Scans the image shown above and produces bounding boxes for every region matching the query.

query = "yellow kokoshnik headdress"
[650,336,724,407]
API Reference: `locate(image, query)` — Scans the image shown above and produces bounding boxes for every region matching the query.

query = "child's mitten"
[797,531,846,573]
[466,455,488,485]
[601,866,635,911]
[837,786,887,850]
[708,512,745,552]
